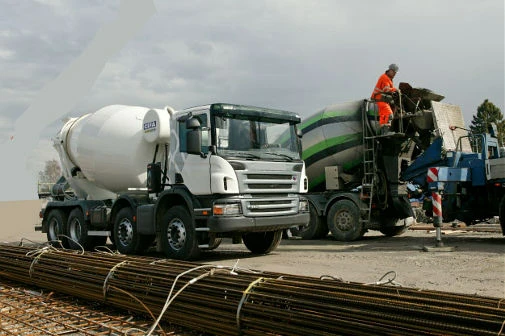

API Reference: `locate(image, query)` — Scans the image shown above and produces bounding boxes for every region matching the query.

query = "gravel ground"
[199,228,505,299]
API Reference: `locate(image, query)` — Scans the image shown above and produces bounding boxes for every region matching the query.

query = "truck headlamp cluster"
[213,203,242,216]
[299,199,309,212]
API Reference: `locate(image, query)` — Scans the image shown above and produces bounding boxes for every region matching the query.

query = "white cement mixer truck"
[295,83,446,241]
[37,103,310,260]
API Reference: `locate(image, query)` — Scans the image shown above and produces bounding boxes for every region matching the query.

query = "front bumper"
[208,212,310,233]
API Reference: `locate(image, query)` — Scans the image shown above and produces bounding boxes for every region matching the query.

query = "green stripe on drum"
[303,133,361,162]
[300,107,361,134]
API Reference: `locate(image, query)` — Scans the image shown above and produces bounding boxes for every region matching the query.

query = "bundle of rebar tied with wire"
[0,244,503,336]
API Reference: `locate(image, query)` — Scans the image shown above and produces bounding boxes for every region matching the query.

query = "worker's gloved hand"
[381,93,394,104]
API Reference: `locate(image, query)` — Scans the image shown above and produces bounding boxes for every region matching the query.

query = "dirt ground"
[1,200,504,299]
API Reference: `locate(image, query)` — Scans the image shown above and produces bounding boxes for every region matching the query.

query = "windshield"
[214,116,301,161]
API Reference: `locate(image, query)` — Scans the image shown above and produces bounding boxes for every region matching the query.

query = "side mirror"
[147,162,162,193]
[185,117,202,155]
[187,129,202,155]
[186,117,200,130]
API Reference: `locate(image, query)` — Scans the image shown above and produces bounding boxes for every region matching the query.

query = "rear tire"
[160,206,200,260]
[327,200,364,241]
[295,203,328,239]
[67,208,94,250]
[380,225,408,237]
[46,209,69,248]
[379,217,408,237]
[199,234,222,250]
[242,230,283,254]
[499,195,505,235]
[113,207,154,255]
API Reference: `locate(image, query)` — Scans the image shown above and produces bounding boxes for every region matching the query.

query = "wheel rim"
[117,218,134,247]
[48,218,59,240]
[334,210,353,232]
[167,218,186,251]
[69,218,82,241]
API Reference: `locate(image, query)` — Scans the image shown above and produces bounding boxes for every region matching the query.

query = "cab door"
[172,112,212,195]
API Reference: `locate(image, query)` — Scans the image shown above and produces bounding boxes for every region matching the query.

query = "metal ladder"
[360,100,377,226]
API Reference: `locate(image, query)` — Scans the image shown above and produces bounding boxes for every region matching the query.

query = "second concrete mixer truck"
[294,83,446,241]
[37,103,310,260]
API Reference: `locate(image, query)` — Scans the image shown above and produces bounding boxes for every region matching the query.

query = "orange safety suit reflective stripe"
[371,73,397,125]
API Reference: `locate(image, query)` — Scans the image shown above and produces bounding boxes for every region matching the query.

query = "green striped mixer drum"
[300,100,379,191]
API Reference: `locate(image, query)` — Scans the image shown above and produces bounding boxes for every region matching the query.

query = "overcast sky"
[0,0,504,201]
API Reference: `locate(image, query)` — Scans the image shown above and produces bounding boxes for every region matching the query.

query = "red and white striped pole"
[427,167,445,247]
[432,191,444,247]
[432,191,443,225]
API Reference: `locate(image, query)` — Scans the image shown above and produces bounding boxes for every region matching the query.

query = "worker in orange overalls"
[371,64,399,135]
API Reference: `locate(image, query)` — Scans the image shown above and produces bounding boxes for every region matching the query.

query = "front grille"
[238,171,299,193]
[248,184,293,189]
[247,174,293,180]
[242,196,298,217]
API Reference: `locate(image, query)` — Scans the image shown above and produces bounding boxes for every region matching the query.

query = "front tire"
[327,200,364,241]
[113,207,154,255]
[242,230,283,254]
[46,209,69,248]
[160,206,200,260]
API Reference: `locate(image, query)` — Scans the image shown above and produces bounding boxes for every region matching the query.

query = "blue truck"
[402,122,505,234]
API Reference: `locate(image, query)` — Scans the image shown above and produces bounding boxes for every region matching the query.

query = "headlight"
[299,199,309,212]
[213,203,242,216]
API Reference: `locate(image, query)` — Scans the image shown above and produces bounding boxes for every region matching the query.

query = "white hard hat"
[388,64,399,72]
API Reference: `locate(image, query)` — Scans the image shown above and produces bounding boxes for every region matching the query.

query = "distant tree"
[38,159,62,184]
[469,99,505,146]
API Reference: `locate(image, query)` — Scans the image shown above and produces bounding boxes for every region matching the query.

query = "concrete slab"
[422,245,456,252]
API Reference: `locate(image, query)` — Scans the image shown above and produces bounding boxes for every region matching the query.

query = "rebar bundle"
[0,244,503,336]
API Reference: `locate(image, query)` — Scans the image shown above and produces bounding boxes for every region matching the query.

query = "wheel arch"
[110,196,139,229]
[154,187,196,233]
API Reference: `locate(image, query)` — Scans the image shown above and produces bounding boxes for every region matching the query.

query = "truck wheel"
[327,200,364,241]
[380,226,408,237]
[242,230,283,254]
[160,206,200,260]
[379,217,408,237]
[295,203,328,239]
[199,234,222,250]
[67,208,94,250]
[499,195,505,235]
[46,209,69,248]
[113,207,154,255]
